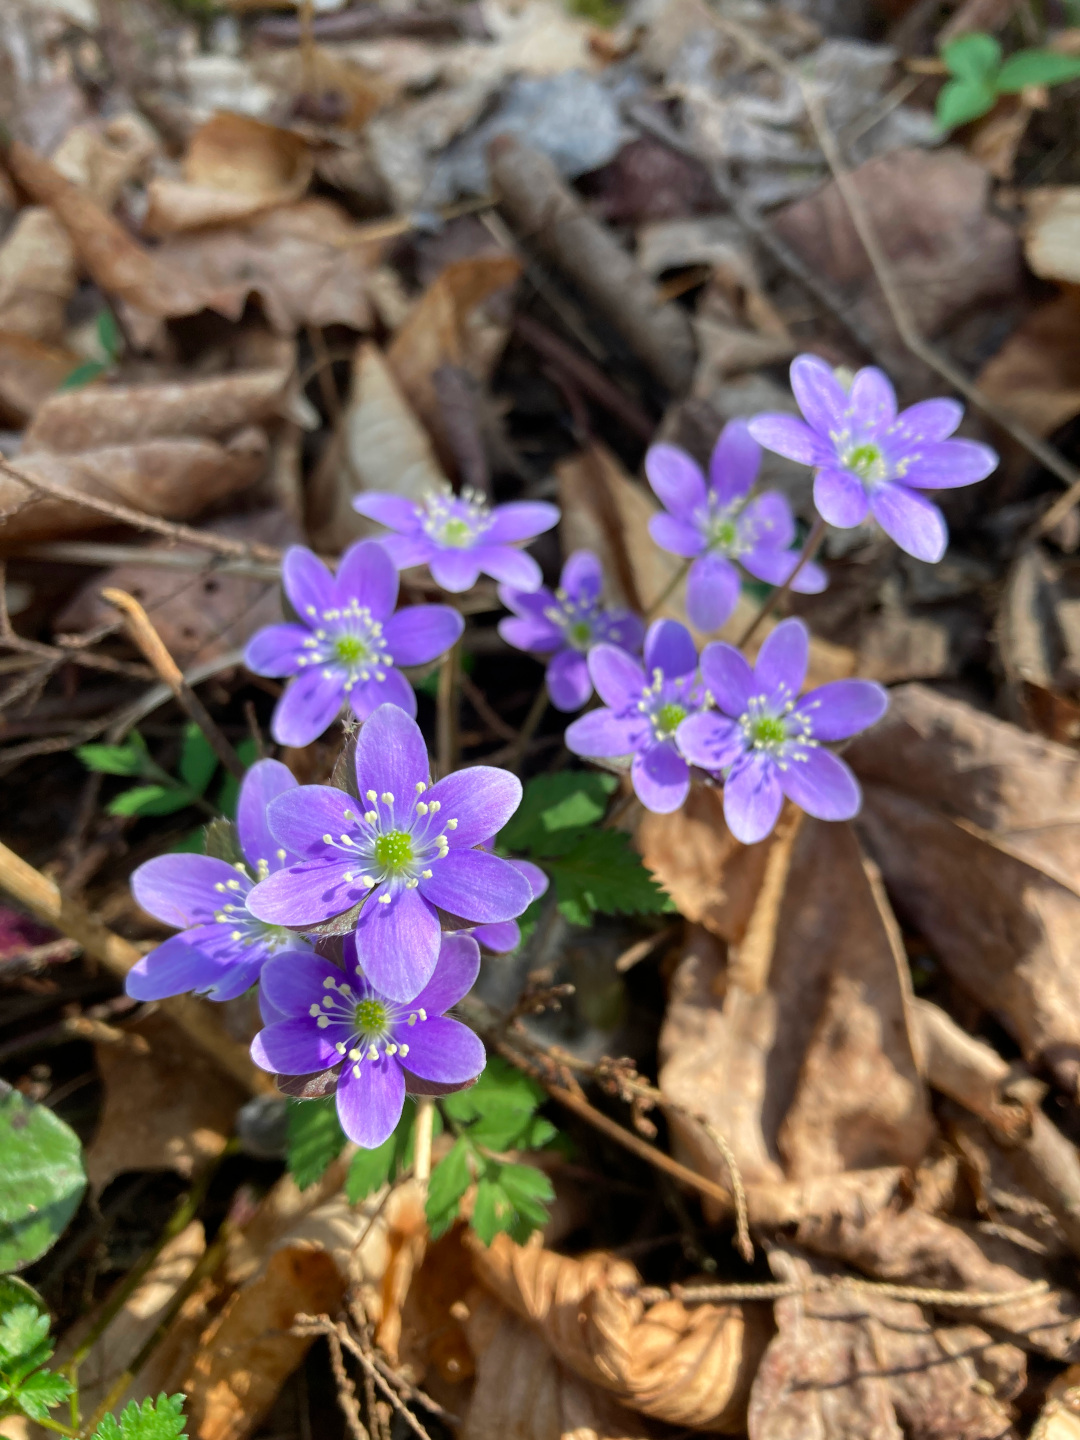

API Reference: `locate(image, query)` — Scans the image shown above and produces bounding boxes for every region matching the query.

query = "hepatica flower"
[645,420,826,633]
[253,931,485,1147]
[245,540,463,747]
[127,760,312,1001]
[677,618,888,844]
[247,704,532,1000]
[565,619,706,814]
[353,485,559,593]
[498,550,644,711]
[748,355,998,564]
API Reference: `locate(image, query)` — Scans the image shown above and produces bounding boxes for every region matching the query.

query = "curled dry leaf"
[468,1231,769,1431]
[1024,186,1080,286]
[0,207,76,342]
[0,331,80,424]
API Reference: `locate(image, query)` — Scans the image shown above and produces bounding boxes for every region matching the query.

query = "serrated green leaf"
[543,829,670,926]
[107,785,192,818]
[0,1277,46,1317]
[345,1137,396,1203]
[75,739,146,777]
[286,1098,345,1190]
[13,1367,72,1421]
[997,47,1080,90]
[942,31,1002,80]
[178,725,217,794]
[0,1085,86,1272]
[470,1175,514,1245]
[426,1138,473,1238]
[935,76,996,128]
[92,1392,187,1440]
[202,818,244,866]
[496,1163,554,1229]
[520,1116,558,1149]
[0,1307,50,1369]
[499,772,616,854]
[59,359,107,391]
[442,1057,544,1128]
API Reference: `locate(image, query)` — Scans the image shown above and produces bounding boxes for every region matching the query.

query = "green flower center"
[750,715,787,747]
[656,702,688,735]
[374,830,414,871]
[568,620,592,648]
[334,635,369,666]
[711,518,738,550]
[355,998,389,1033]
[847,442,883,481]
[441,518,472,547]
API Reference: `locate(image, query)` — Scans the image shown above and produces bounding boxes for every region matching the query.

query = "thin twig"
[643,559,690,623]
[696,1118,752,1262]
[294,1317,434,1440]
[504,683,549,775]
[459,668,519,743]
[18,540,284,581]
[327,1329,370,1440]
[737,516,826,648]
[637,1276,1052,1307]
[436,641,460,778]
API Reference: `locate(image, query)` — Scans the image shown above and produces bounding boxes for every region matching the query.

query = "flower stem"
[505,682,549,775]
[737,516,826,649]
[436,641,460,777]
[413,1098,435,1186]
[643,559,689,622]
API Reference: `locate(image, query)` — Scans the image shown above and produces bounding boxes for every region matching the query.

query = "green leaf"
[543,829,670,927]
[13,1368,72,1421]
[0,1085,86,1272]
[169,829,206,855]
[997,48,1080,90]
[935,76,997,128]
[286,1098,345,1190]
[496,1163,554,1228]
[345,1136,397,1204]
[0,1307,50,1370]
[75,737,147,777]
[442,1058,544,1128]
[92,1393,187,1440]
[96,308,121,362]
[0,1276,46,1317]
[178,725,217,794]
[107,785,193,818]
[942,31,1002,80]
[499,772,616,854]
[426,1140,473,1239]
[59,359,107,391]
[470,1174,515,1245]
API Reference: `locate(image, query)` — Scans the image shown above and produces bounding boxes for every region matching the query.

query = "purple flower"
[564,619,707,814]
[252,931,485,1148]
[247,704,533,1001]
[497,550,644,712]
[352,486,559,593]
[747,355,998,564]
[645,420,826,633]
[127,760,313,1002]
[470,856,549,952]
[245,540,464,747]
[677,618,888,845]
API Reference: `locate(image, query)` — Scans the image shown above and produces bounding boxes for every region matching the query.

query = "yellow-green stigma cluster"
[420,486,492,549]
[738,694,814,762]
[296,597,392,690]
[213,860,294,950]
[306,973,430,1078]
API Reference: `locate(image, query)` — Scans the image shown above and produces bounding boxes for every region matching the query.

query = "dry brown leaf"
[977,290,1080,445]
[1025,188,1080,285]
[0,332,79,424]
[747,1247,1020,1440]
[144,113,314,237]
[847,683,1080,1094]
[468,1232,768,1431]
[51,113,159,209]
[0,207,76,342]
[84,1012,248,1195]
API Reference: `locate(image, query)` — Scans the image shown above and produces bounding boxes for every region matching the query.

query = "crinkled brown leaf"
[977,290,1080,450]
[0,331,80,424]
[0,206,76,342]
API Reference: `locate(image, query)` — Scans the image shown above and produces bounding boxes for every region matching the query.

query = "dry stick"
[101,588,245,781]
[504,682,549,775]
[643,559,690,623]
[459,668,519,743]
[295,1317,434,1440]
[737,516,827,649]
[696,1118,752,1262]
[327,1328,371,1440]
[512,313,655,443]
[639,1275,1052,1308]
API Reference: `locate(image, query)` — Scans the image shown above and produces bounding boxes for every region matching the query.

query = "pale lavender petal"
[546,648,592,711]
[271,668,345,746]
[645,444,707,519]
[472,545,542,590]
[419,848,532,923]
[336,1054,406,1148]
[790,354,849,436]
[497,586,554,620]
[708,418,761,506]
[132,854,239,928]
[429,549,482,592]
[644,618,697,678]
[409,932,481,1014]
[282,546,334,623]
[253,1018,341,1075]
[814,468,870,527]
[560,549,602,600]
[205,954,271,1002]
[676,711,744,771]
[350,667,417,722]
[425,766,524,848]
[244,623,312,678]
[740,491,795,551]
[779,746,861,821]
[333,538,398,617]
[607,611,645,653]
[510,858,549,899]
[890,398,963,446]
[383,604,464,665]
[899,439,998,489]
[746,414,823,465]
[355,884,441,1000]
[399,1016,485,1083]
[723,751,783,844]
[354,703,430,805]
[849,367,897,434]
[755,618,809,701]
[565,708,643,757]
[498,614,562,654]
[126,936,226,1001]
[238,759,298,872]
[471,921,520,952]
[740,547,827,595]
[352,492,422,532]
[484,501,560,544]
[796,679,888,741]
[246,859,357,925]
[632,740,688,813]
[686,554,740,633]
[260,953,345,1015]
[588,644,645,709]
[699,642,753,717]
[265,783,359,859]
[648,513,706,559]
[381,533,435,569]
[870,483,947,563]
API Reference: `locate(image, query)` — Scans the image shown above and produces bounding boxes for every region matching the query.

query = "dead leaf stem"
[640,1276,1051,1307]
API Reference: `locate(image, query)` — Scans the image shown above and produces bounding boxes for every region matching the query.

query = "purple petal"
[497,585,554,621]
[899,439,999,490]
[333,538,398,617]
[132,854,240,928]
[700,642,753,717]
[796,679,888,741]
[632,740,689,813]
[398,1016,485,1084]
[419,848,532,923]
[510,858,549,899]
[565,708,643,757]
[425,765,524,849]
[723,751,783,844]
[266,784,357,860]
[282,546,334,623]
[381,533,435,570]
[259,952,343,1016]
[814,468,870,528]
[238,759,298,873]
[383,604,464,666]
[890,398,962,446]
[644,618,697,678]
[245,623,312,678]
[409,932,481,1014]
[471,921,520,952]
[429,549,482,592]
[740,491,795,551]
[336,1055,405,1148]
[588,644,645,709]
[349,667,417,722]
[869,484,947,562]
[676,711,745,771]
[779,746,861,821]
[607,611,645,654]
[352,492,422,532]
[246,859,357,925]
[546,648,592,711]
[253,1017,341,1075]
[484,501,560,544]
[790,354,849,436]
[126,935,230,1001]
[645,444,707,519]
[740,546,827,595]
[708,418,761,507]
[354,703,430,807]
[648,513,705,559]
[472,545,542,590]
[686,554,740,634]
[560,549,602,600]
[355,884,441,1000]
[498,614,562,654]
[755,618,809,702]
[271,668,345,746]
[746,414,823,466]
[849,367,897,434]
